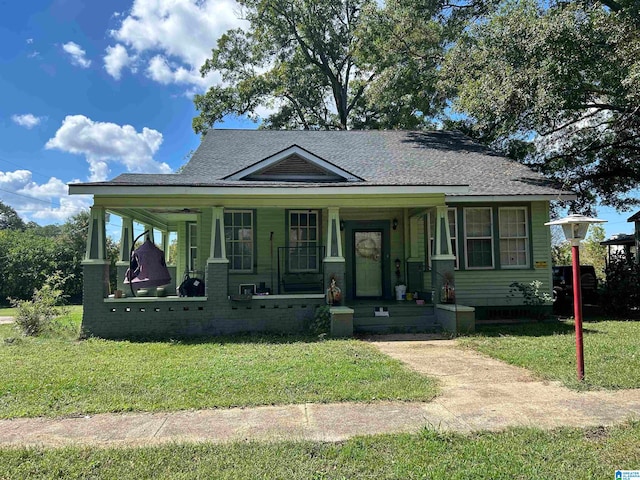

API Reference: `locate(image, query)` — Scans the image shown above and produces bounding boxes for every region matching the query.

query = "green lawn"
[0,311,437,419]
[459,320,640,390]
[0,305,83,318]
[0,306,19,317]
[1,422,639,479]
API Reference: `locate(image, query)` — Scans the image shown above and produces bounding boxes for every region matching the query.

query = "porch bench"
[281,273,324,293]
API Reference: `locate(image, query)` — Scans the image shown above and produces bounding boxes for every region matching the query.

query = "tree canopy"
[193,0,449,132]
[441,0,640,212]
[193,0,639,212]
[0,201,26,231]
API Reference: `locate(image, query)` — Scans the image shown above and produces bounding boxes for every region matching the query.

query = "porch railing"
[277,246,326,294]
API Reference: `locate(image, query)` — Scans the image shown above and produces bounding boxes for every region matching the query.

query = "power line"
[0,187,60,207]
[0,156,56,182]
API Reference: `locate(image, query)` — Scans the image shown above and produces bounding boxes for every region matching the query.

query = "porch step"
[349,302,441,334]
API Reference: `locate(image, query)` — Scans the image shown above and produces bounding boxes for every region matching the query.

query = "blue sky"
[0,0,635,240]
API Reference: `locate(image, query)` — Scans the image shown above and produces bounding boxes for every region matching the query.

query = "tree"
[441,0,640,212]
[193,0,449,132]
[0,201,26,231]
[580,224,607,281]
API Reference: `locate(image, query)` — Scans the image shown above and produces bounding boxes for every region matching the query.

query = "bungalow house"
[69,130,574,338]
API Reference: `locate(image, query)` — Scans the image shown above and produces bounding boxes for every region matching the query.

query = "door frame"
[344,220,392,300]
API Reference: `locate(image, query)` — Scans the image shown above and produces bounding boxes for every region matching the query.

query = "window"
[464,207,494,269]
[499,207,529,268]
[289,210,319,271]
[224,210,254,272]
[188,223,197,272]
[427,208,458,269]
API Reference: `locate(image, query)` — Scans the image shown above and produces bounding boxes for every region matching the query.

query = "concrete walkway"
[0,335,638,448]
[0,316,14,325]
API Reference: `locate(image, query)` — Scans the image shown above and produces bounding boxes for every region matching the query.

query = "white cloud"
[104,44,136,80]
[146,54,208,88]
[0,170,91,223]
[105,0,245,91]
[45,115,171,182]
[26,38,34,44]
[11,113,43,129]
[62,41,92,68]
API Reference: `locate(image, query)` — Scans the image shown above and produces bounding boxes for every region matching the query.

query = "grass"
[0,306,19,317]
[1,422,639,479]
[459,319,640,390]
[0,310,437,419]
[0,305,83,318]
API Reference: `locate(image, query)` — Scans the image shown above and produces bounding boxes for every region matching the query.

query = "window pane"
[468,239,493,267]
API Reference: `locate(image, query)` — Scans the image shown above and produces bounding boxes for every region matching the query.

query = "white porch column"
[116,216,134,292]
[85,206,107,261]
[208,206,228,263]
[324,207,345,304]
[118,217,134,262]
[325,207,344,260]
[143,224,155,244]
[161,230,170,261]
[431,205,456,304]
[433,206,455,260]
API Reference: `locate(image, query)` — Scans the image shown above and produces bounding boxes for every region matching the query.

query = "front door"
[354,230,383,298]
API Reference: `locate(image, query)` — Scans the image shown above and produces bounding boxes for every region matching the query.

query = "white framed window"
[224,210,254,272]
[464,207,494,269]
[427,208,458,269]
[499,207,529,268]
[188,223,198,272]
[289,210,319,272]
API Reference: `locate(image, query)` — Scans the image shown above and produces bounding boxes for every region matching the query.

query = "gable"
[224,145,362,183]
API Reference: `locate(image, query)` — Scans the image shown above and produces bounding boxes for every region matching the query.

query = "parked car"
[552,265,599,309]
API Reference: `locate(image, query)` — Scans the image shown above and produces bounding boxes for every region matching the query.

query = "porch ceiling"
[107,207,198,231]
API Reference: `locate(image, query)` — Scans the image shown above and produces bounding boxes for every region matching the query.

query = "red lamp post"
[545,214,606,381]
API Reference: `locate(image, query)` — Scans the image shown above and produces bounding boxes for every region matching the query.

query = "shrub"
[10,272,69,336]
[601,253,640,316]
[509,280,553,306]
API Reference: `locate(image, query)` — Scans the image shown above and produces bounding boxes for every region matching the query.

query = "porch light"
[340,220,345,231]
[545,213,606,381]
[392,218,398,230]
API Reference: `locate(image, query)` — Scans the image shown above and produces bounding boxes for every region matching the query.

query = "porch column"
[406,215,425,295]
[116,216,134,292]
[143,224,155,243]
[160,230,177,294]
[431,206,456,304]
[82,206,111,315]
[206,207,228,299]
[324,207,345,304]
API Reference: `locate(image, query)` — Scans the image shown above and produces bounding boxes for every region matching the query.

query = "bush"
[508,280,553,306]
[10,272,68,336]
[601,253,640,316]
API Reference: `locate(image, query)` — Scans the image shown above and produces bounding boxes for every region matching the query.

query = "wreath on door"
[356,236,380,260]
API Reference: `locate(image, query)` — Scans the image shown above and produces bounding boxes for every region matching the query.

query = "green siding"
[432,201,552,306]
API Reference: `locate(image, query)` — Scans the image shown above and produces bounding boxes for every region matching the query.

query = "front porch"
[80,200,462,339]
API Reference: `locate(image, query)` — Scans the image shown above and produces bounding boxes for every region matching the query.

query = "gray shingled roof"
[81,129,569,197]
